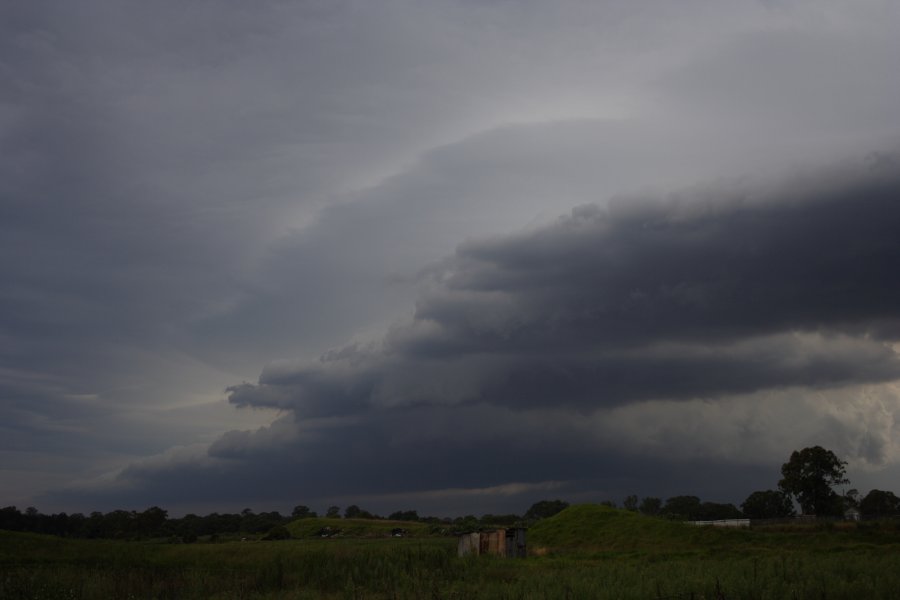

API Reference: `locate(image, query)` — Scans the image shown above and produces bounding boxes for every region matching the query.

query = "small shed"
[505,527,527,558]
[457,528,527,558]
[844,508,861,521]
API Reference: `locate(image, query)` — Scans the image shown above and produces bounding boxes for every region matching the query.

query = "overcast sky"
[3,0,900,517]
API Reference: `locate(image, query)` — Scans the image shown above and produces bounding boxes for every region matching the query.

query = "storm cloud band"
[229,160,900,418]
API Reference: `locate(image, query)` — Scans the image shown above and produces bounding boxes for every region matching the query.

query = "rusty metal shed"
[456,528,526,558]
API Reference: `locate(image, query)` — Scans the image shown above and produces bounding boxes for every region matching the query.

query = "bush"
[262,525,291,541]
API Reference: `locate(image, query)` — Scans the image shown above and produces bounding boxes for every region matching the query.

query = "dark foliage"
[262,525,292,540]
[388,510,419,521]
[639,497,662,516]
[859,489,900,518]
[291,505,317,519]
[741,490,796,519]
[622,495,639,512]
[778,446,849,517]
[698,502,743,520]
[662,496,702,520]
[0,505,288,540]
[344,505,379,519]
[524,499,570,521]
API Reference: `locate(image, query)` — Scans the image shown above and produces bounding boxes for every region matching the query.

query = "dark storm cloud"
[415,170,900,353]
[48,405,775,515]
[4,0,535,504]
[39,154,900,515]
[228,158,900,417]
[10,0,900,513]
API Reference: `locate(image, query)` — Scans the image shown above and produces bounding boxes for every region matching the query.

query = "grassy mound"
[529,504,745,554]
[285,517,433,539]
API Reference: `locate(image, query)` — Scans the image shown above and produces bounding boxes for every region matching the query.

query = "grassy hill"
[529,504,733,554]
[529,504,900,557]
[285,517,434,539]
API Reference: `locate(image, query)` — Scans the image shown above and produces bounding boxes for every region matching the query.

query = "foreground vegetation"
[4,505,900,599]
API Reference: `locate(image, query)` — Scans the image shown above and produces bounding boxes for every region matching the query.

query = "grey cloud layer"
[43,156,900,515]
[74,405,776,515]
[425,168,900,346]
[232,160,900,418]
[7,0,900,513]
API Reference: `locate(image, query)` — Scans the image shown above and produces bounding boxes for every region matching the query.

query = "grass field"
[3,505,900,599]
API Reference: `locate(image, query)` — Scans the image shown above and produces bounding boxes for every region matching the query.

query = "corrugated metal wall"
[505,528,527,558]
[479,529,506,556]
[457,532,480,557]
[458,528,527,558]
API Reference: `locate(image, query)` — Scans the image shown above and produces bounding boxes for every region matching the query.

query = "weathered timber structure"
[456,528,527,558]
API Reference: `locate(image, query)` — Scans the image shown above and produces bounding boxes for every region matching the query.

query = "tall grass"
[4,511,900,599]
[1,532,461,599]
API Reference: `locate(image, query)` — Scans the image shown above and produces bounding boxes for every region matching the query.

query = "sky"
[3,0,900,517]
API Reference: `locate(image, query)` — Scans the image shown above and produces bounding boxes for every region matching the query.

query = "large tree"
[778,446,848,516]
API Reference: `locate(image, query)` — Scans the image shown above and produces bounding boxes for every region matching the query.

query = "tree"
[622,495,639,512]
[292,505,315,519]
[479,513,519,527]
[524,500,569,521]
[0,506,24,531]
[859,489,900,518]
[697,502,743,520]
[453,515,480,532]
[388,510,419,522]
[343,505,376,519]
[135,506,168,537]
[661,496,702,520]
[639,497,662,516]
[326,506,341,519]
[741,490,795,519]
[778,446,848,517]
[262,525,292,540]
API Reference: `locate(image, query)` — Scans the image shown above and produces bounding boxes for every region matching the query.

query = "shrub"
[262,525,291,541]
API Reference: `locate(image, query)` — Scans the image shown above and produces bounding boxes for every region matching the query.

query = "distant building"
[457,528,527,558]
[844,508,861,521]
[688,519,750,528]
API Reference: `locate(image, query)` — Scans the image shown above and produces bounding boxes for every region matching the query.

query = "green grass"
[530,504,900,557]
[0,530,459,599]
[530,504,713,552]
[4,508,900,599]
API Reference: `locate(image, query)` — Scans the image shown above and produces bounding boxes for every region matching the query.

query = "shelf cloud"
[6,0,900,515]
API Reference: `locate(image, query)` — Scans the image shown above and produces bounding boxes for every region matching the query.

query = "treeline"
[5,448,900,542]
[0,506,290,541]
[3,489,899,544]
[0,503,533,542]
[622,446,900,521]
[0,500,580,541]
[617,495,743,521]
